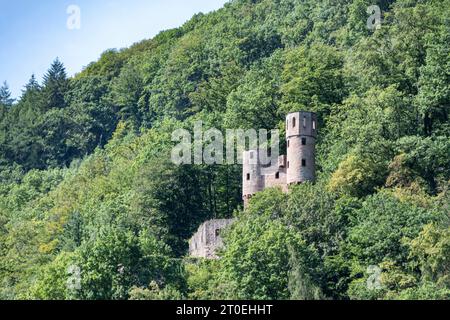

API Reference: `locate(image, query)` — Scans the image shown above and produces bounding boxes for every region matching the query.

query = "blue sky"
[0,0,228,99]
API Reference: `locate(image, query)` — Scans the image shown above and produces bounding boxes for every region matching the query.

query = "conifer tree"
[0,81,14,107]
[23,74,40,93]
[42,58,69,109]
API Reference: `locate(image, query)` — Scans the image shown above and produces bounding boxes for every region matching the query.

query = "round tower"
[286,111,317,185]
[242,150,263,206]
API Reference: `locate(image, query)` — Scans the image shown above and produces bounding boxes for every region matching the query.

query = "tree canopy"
[0,0,448,300]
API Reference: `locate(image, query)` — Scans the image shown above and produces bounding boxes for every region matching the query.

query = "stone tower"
[286,111,317,185]
[242,149,263,206]
[241,111,317,207]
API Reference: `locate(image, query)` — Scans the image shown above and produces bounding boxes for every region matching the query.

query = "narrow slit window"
[215,229,220,237]
[293,117,296,128]
[287,140,290,148]
[303,117,307,128]
[302,159,306,167]
[287,162,290,169]
[275,172,280,179]
[313,120,316,131]
[302,138,307,145]
[246,173,250,181]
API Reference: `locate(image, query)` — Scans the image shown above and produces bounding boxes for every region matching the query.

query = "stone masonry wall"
[189,219,235,259]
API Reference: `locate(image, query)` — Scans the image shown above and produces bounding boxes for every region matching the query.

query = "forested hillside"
[0,0,449,300]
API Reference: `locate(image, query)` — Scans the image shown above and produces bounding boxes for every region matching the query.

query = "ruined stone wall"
[262,167,288,192]
[189,219,235,259]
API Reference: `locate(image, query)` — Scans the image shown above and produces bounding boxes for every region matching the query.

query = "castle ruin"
[242,111,317,206]
[189,111,317,258]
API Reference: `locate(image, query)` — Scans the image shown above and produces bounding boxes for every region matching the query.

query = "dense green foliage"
[0,0,448,300]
